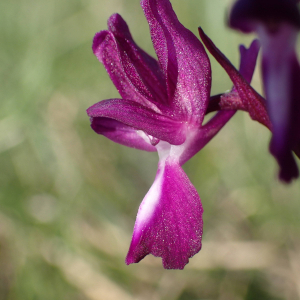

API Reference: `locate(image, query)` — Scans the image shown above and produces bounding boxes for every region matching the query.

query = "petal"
[238,39,260,84]
[108,14,168,107]
[93,31,145,105]
[90,117,156,151]
[229,0,300,33]
[126,155,203,269]
[260,24,300,181]
[199,27,272,130]
[260,25,297,149]
[87,99,186,145]
[92,15,166,111]
[206,40,260,114]
[141,0,211,123]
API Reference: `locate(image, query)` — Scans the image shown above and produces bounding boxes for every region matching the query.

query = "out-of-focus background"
[1,0,300,299]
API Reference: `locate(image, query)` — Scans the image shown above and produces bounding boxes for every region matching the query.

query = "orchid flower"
[228,0,300,182]
[87,0,258,269]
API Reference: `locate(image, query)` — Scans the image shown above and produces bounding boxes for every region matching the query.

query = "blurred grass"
[0,0,300,299]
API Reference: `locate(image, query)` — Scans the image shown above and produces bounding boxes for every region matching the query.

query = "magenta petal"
[92,15,166,110]
[107,14,168,107]
[260,24,299,182]
[141,0,211,122]
[90,117,156,151]
[126,157,203,269]
[238,39,260,83]
[87,99,186,145]
[93,31,146,106]
[199,27,272,130]
[261,25,297,149]
[206,39,260,114]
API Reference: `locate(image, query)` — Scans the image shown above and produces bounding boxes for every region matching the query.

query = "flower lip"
[229,0,300,33]
[125,152,203,270]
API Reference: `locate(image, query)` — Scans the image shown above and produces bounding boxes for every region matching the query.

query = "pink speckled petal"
[206,39,260,114]
[90,117,156,151]
[87,99,186,145]
[141,0,211,123]
[108,14,168,107]
[199,27,272,130]
[92,15,166,110]
[126,155,203,269]
[93,31,145,105]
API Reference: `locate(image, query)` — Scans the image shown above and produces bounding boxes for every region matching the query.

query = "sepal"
[141,0,211,123]
[90,117,156,151]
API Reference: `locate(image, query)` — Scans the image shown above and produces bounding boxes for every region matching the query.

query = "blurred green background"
[1,0,300,299]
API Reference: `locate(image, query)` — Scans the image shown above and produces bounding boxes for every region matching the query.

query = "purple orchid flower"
[228,0,300,182]
[87,0,257,269]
